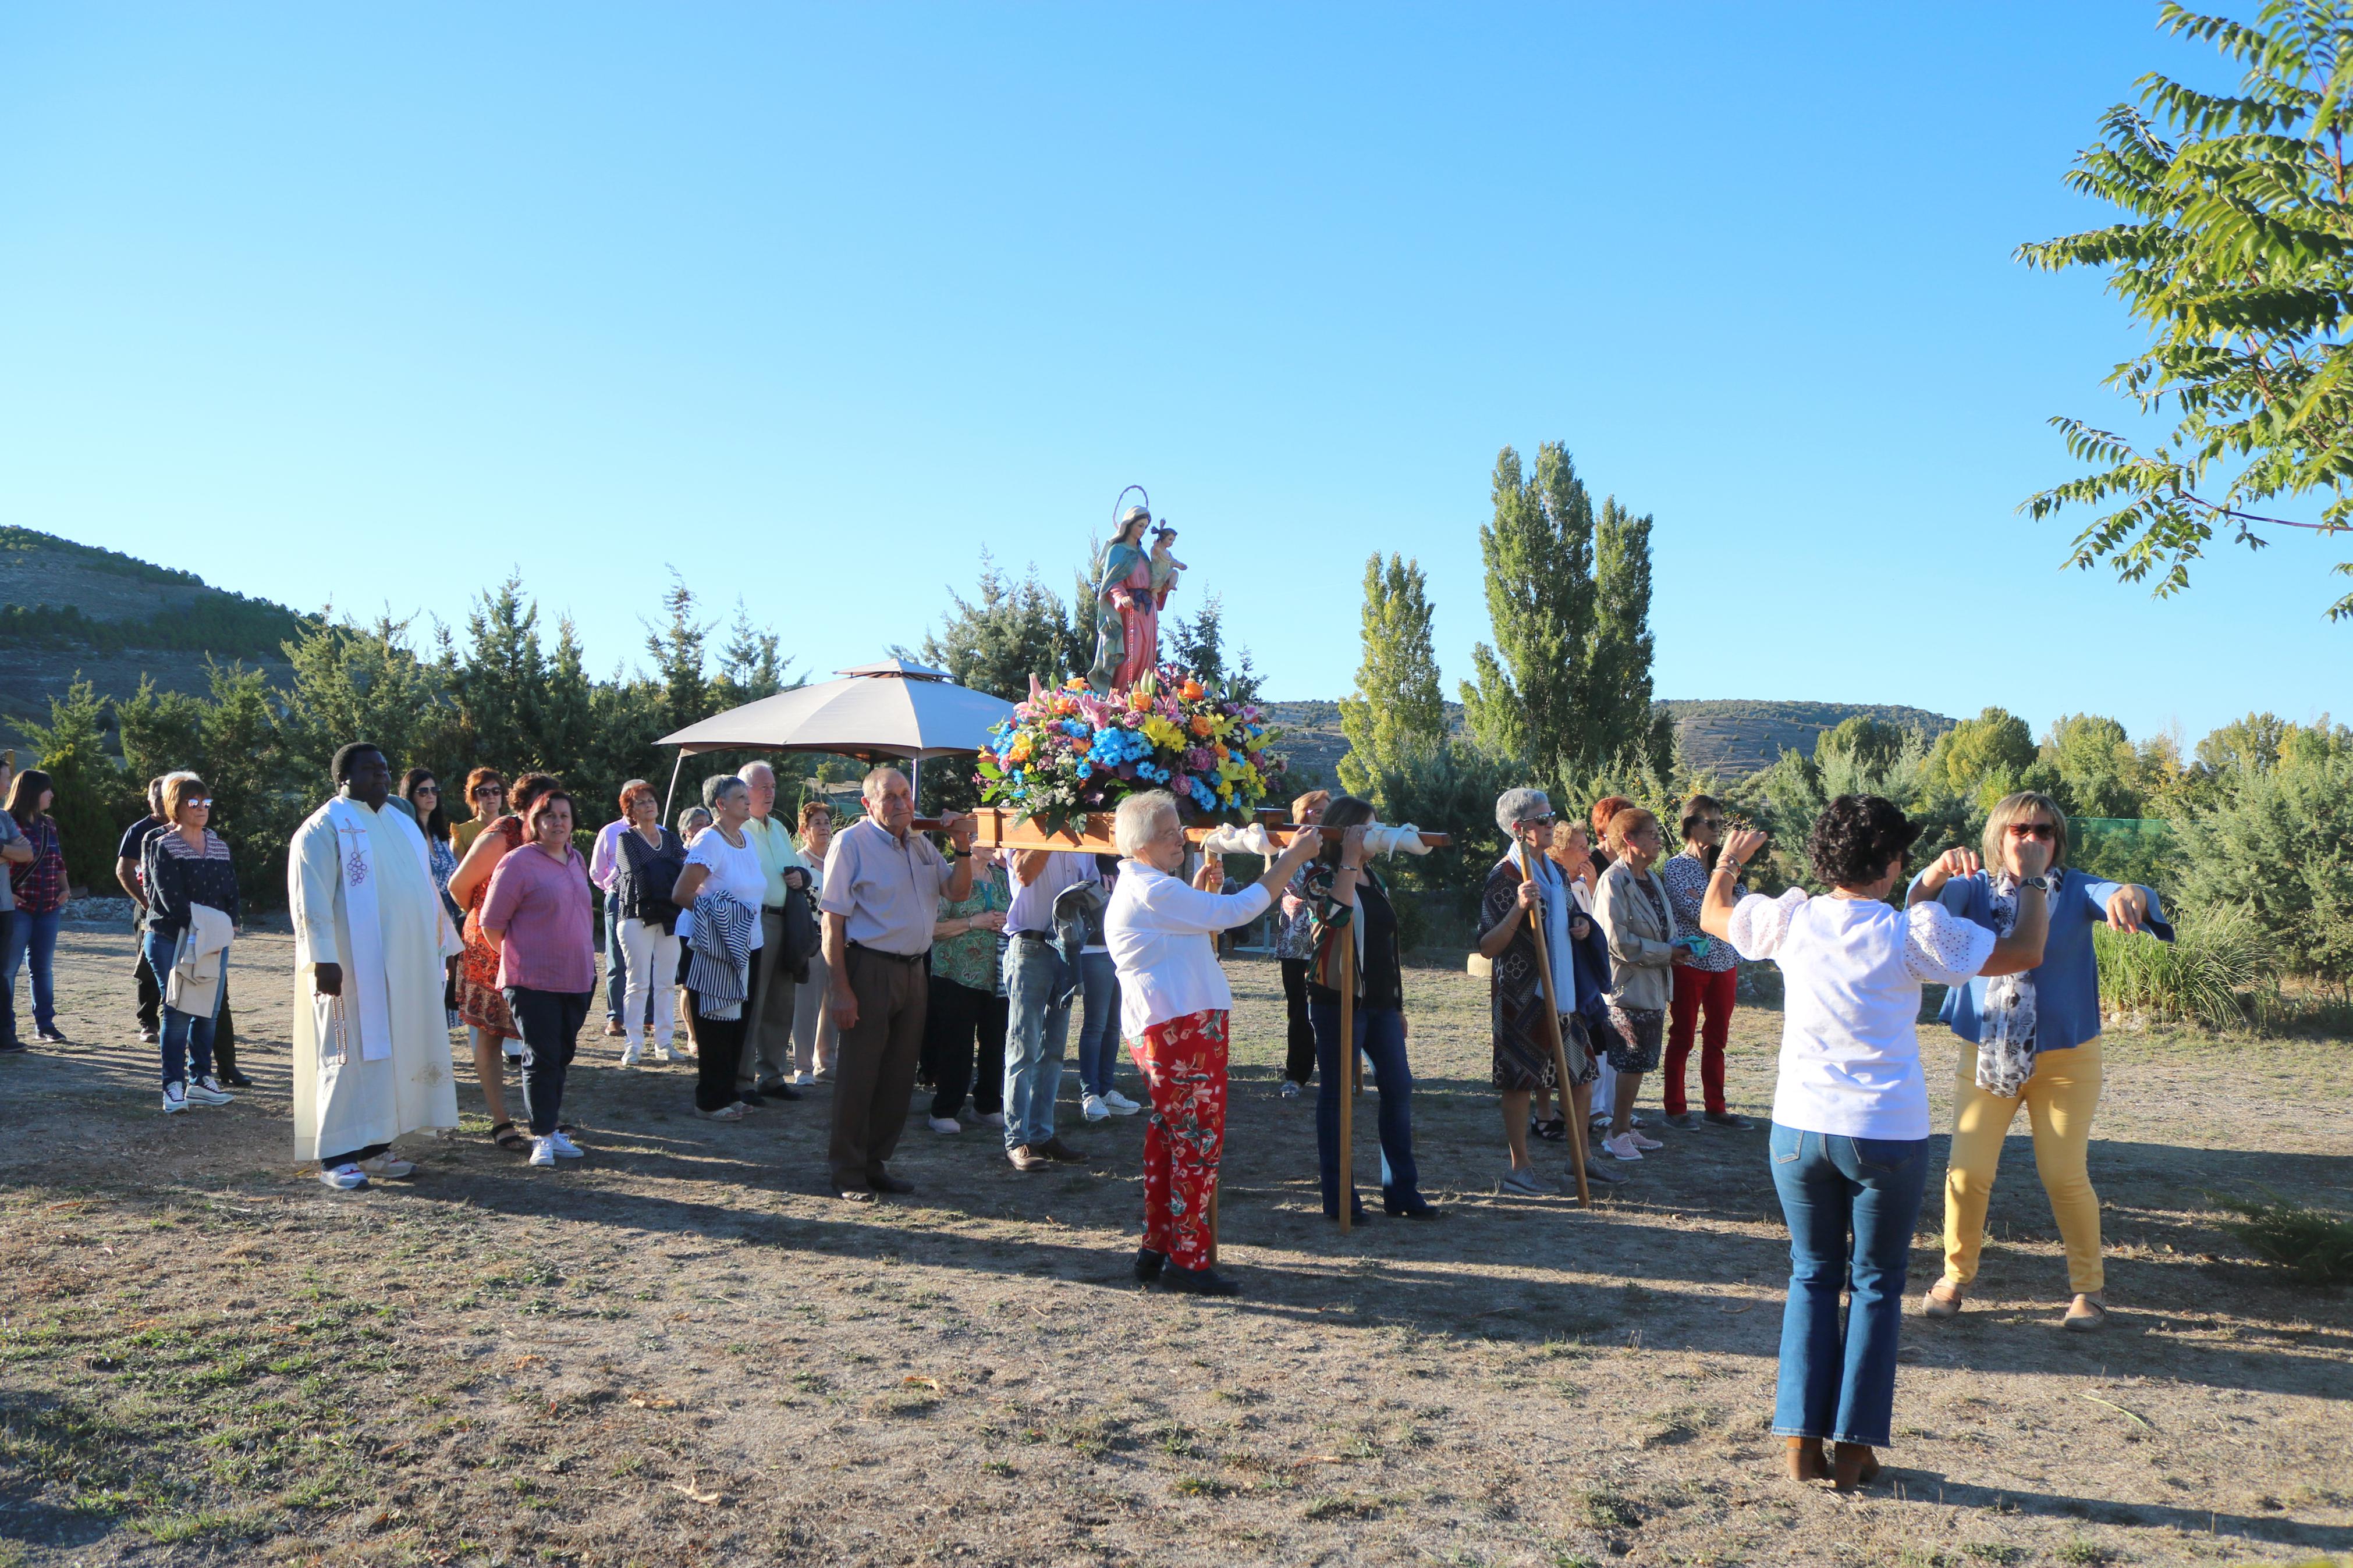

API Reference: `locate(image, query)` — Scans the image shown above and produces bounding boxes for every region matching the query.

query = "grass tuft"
[2209,1191,2353,1284]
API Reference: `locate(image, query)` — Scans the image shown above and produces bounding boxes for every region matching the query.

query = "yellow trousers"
[1940,1036,2104,1295]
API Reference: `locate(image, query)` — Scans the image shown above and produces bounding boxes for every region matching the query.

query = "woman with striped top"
[140,774,240,1115]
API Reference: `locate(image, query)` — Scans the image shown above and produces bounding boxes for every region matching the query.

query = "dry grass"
[1,923,2350,1566]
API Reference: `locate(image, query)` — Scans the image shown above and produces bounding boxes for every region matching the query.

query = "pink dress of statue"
[1106,546,1164,689]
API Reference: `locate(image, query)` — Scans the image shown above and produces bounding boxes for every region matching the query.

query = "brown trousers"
[827,945,929,1191]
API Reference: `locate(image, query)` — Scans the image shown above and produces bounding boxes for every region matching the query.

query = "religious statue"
[1087,500,1186,692]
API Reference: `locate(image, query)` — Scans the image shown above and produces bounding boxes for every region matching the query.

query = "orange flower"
[1131,691,1153,712]
[1189,716,1213,738]
[1180,680,1204,701]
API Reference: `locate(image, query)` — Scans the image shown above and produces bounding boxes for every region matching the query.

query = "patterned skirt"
[456,929,515,1040]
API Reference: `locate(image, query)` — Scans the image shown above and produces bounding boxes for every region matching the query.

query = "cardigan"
[143,827,241,937]
[1918,866,2173,1055]
[1593,858,1678,1011]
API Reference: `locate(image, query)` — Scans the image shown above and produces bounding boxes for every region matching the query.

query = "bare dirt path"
[3,925,2348,1567]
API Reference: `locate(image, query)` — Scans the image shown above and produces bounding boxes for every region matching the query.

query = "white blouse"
[1105,861,1273,1039]
[682,828,766,950]
[1728,888,1995,1140]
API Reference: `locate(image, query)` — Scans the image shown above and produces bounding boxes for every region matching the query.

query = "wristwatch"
[2022,874,2051,891]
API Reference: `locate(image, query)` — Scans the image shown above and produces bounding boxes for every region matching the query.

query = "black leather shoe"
[762,1080,804,1101]
[1385,1202,1442,1220]
[1037,1136,1086,1164]
[1159,1264,1241,1297]
[218,1068,255,1088]
[870,1172,915,1195]
[1134,1247,1166,1282]
[736,1089,766,1107]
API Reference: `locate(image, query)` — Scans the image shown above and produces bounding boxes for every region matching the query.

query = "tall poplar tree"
[1339,553,1445,801]
[1460,443,1595,786]
[1587,495,1677,775]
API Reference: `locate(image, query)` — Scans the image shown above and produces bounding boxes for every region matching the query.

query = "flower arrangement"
[977,665,1286,833]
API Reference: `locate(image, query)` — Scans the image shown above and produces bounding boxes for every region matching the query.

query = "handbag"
[780,883,821,982]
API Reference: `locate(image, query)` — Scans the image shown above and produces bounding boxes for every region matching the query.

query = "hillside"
[0,528,308,741]
[1262,696,1957,794]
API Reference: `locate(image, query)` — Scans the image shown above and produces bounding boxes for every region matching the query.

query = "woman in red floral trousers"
[1105,790,1323,1296]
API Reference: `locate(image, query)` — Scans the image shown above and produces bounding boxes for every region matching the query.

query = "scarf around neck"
[1976,869,2056,1097]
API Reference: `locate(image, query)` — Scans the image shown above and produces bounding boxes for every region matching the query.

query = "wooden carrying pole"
[1520,844,1592,1208]
[920,807,1450,855]
[1336,933,1357,1233]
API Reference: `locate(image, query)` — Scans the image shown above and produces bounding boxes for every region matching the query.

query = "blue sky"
[1,3,2342,745]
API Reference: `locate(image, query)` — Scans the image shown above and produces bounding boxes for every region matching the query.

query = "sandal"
[490,1120,530,1153]
[2063,1293,2107,1332]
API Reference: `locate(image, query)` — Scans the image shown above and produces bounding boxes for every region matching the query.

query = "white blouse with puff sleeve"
[1729,888,1996,1140]
[1105,861,1273,1041]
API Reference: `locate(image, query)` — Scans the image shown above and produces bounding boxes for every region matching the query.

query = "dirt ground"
[2,922,2349,1568]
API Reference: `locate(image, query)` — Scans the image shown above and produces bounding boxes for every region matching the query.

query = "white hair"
[1495,787,1550,838]
[862,765,907,802]
[737,759,775,784]
[1114,790,1180,859]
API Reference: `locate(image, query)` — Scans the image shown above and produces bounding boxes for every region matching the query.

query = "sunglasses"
[1695,817,1724,830]
[474,786,505,798]
[186,798,213,809]
[2007,823,2056,841]
[413,784,439,795]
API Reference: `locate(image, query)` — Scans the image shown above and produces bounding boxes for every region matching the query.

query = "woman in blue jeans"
[1304,795,1435,1221]
[1699,798,2049,1487]
[3,769,69,1045]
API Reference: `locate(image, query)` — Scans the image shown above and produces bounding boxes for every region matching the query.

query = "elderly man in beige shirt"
[819,765,974,1201]
[736,760,812,1104]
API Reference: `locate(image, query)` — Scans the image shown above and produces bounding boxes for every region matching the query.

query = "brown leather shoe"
[1007,1145,1050,1172]
[1785,1437,1829,1481]
[1832,1442,1882,1489]
[1037,1136,1087,1164]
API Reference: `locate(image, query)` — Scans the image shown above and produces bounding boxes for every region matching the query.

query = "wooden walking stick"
[1520,839,1592,1208]
[1336,933,1357,1233]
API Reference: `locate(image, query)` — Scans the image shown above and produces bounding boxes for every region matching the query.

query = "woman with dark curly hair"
[1699,797,2052,1490]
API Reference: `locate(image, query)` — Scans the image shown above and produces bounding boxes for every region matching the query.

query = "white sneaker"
[1102,1089,1142,1115]
[792,1071,815,1089]
[359,1154,416,1179]
[1082,1093,1110,1122]
[528,1137,558,1168]
[928,1115,961,1135]
[319,1162,369,1190]
[548,1130,584,1158]
[978,1111,1005,1129]
[1278,1080,1301,1100]
[1601,1131,1645,1161]
[620,1041,643,1067]
[652,1041,676,1063]
[161,1081,189,1115]
[1627,1129,1665,1152]
[184,1075,233,1107]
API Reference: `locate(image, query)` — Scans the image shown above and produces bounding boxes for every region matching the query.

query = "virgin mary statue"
[1087,504,1180,692]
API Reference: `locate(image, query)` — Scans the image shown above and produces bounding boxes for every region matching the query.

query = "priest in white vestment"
[290,742,464,1189]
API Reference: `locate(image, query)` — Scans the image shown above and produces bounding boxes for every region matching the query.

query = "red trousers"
[1665,965,1738,1117]
[1126,1007,1229,1271]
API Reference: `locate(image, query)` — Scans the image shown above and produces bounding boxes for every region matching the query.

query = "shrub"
[2209,1192,2353,1286]
[2177,749,2353,997]
[2095,905,2276,1032]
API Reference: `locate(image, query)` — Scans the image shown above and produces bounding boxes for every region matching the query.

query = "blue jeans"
[602,891,627,1022]
[1768,1121,1929,1448]
[2,906,59,1035]
[1002,938,1074,1150]
[143,929,217,1089]
[1308,999,1424,1215]
[1075,950,1123,1098]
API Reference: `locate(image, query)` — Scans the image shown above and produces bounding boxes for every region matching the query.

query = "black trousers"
[924,976,1007,1120]
[503,986,588,1137]
[134,938,161,1033]
[687,991,747,1112]
[1281,957,1316,1085]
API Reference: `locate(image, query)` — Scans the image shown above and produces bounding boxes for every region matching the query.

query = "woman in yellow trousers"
[1907,792,2171,1331]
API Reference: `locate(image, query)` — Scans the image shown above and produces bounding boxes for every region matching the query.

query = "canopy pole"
[661,749,686,823]
[910,755,921,809]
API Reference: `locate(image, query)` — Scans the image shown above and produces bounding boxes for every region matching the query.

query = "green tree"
[1588,494,1677,783]
[1927,706,2040,810]
[2042,712,2144,817]
[10,678,136,890]
[1338,553,1446,803]
[2179,745,2353,994]
[450,575,549,773]
[541,616,597,783]
[2197,710,2292,773]
[1461,443,1595,781]
[920,553,1081,701]
[644,573,714,735]
[711,600,790,712]
[278,613,448,790]
[2019,1,2353,620]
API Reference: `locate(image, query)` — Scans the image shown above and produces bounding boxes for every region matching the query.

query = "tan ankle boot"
[1784,1437,1829,1481]
[1832,1442,1882,1488]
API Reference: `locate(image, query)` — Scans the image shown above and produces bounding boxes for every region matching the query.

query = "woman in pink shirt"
[481,790,597,1169]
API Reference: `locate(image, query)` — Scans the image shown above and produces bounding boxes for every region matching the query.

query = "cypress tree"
[1460,443,1595,788]
[1587,495,1676,780]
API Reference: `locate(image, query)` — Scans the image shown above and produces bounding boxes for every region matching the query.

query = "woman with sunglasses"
[1657,793,1752,1130]
[1910,791,2171,1333]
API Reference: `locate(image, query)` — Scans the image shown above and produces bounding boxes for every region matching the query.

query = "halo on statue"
[1112,483,1151,534]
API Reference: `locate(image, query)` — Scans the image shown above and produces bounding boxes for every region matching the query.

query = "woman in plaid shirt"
[3,770,69,1045]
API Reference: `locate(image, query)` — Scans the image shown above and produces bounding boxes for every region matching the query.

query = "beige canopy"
[655,658,1014,808]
